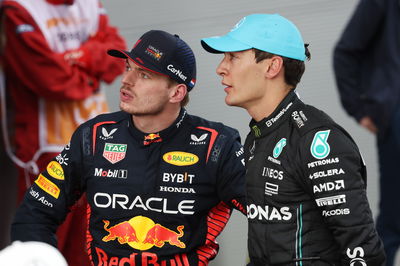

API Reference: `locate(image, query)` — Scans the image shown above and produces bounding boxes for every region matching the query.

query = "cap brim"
[107,49,130,58]
[201,35,251,54]
[108,49,171,79]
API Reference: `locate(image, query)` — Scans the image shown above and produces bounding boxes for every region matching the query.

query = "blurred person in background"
[0,0,126,264]
[202,13,386,265]
[333,0,400,265]
[0,69,17,250]
[11,29,247,265]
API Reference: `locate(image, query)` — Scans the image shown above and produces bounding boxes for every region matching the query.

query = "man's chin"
[225,97,238,107]
[119,103,132,114]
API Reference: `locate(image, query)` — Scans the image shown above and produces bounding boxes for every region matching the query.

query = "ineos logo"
[346,247,366,266]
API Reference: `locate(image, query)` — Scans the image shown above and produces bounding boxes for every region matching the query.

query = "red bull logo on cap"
[102,216,185,251]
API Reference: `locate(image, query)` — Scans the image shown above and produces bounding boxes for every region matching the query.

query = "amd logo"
[313,180,345,193]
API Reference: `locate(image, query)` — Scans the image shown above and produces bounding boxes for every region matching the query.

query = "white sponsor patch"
[94,193,195,215]
[313,180,345,193]
[262,167,283,180]
[247,204,292,221]
[315,195,346,206]
[309,168,345,180]
[159,186,196,194]
[94,168,128,179]
[322,208,350,217]
[265,182,279,196]
[308,157,339,168]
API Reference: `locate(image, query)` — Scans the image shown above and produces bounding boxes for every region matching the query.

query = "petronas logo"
[273,138,287,158]
[252,125,261,137]
[310,130,331,159]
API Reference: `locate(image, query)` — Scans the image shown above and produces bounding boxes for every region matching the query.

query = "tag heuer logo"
[103,143,127,164]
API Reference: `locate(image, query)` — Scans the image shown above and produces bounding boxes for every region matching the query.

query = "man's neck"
[131,108,181,133]
[247,84,292,122]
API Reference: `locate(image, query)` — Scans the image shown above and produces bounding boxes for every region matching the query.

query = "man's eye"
[229,53,238,60]
[141,73,150,79]
[125,64,132,71]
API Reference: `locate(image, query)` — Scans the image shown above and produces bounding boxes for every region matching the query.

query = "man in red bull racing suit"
[201,14,385,265]
[11,30,246,265]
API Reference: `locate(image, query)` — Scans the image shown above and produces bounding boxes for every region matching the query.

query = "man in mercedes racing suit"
[11,30,246,265]
[201,14,386,265]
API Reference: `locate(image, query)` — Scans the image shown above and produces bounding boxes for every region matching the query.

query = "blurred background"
[99,0,389,265]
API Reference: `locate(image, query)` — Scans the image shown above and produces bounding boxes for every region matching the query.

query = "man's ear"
[169,83,187,104]
[265,56,284,79]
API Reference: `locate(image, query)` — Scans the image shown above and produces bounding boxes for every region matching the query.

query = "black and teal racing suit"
[245,90,385,265]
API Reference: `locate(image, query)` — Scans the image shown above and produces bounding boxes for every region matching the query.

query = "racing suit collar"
[128,108,188,146]
[249,90,299,138]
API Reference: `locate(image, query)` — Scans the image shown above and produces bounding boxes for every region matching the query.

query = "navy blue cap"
[108,30,197,90]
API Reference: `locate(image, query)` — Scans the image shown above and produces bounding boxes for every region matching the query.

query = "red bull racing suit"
[245,91,385,265]
[11,109,247,266]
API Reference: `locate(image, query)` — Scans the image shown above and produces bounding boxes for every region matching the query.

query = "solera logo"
[346,247,366,266]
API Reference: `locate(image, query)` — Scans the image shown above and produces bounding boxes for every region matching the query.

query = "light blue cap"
[201,14,306,61]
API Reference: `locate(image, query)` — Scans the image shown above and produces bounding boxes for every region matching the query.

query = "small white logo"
[249,141,255,161]
[101,128,117,140]
[190,133,208,145]
[56,153,69,166]
[160,186,196,194]
[265,182,279,196]
[16,24,34,34]
[231,17,246,32]
[346,247,366,266]
[94,168,128,179]
[313,180,345,193]
[322,208,350,217]
[167,64,187,81]
[315,195,346,207]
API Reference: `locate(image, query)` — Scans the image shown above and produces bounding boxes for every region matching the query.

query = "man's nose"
[216,58,228,77]
[121,69,136,86]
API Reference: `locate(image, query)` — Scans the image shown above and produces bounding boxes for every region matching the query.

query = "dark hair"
[253,44,311,88]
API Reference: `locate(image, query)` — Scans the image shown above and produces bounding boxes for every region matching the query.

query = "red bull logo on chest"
[102,216,185,251]
[143,133,162,146]
[103,143,127,164]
